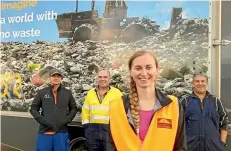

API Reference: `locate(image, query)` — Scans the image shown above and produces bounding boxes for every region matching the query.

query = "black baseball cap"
[50,69,64,78]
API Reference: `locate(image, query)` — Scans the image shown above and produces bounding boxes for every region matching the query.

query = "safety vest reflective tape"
[110,95,179,151]
[91,105,109,110]
[90,115,109,121]
[82,120,89,124]
[82,104,90,110]
[83,105,109,110]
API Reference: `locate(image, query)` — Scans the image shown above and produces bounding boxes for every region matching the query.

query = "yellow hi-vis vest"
[82,87,122,125]
[110,95,179,151]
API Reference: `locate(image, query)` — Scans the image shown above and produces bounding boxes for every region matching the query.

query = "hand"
[221,140,227,147]
[41,119,57,131]
[46,121,57,131]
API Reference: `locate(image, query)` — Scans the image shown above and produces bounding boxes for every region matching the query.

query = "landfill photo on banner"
[1,1,210,114]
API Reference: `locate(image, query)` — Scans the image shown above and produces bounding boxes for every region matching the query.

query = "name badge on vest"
[157,118,172,129]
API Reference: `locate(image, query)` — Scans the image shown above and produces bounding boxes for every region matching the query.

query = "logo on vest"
[44,94,51,99]
[157,118,172,129]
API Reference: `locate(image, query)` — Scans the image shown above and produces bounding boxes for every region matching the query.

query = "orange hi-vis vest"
[110,95,179,151]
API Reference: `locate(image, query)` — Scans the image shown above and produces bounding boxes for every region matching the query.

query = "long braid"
[129,78,140,135]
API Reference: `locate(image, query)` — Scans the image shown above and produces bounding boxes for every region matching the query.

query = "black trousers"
[84,124,108,151]
[86,137,107,151]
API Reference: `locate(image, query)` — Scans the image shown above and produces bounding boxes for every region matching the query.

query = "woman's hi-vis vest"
[110,95,179,151]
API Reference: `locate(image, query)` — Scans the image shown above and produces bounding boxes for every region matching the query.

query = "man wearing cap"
[30,69,78,151]
[181,73,229,151]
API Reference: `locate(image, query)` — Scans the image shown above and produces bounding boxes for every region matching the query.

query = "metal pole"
[76,0,78,12]
[208,0,221,97]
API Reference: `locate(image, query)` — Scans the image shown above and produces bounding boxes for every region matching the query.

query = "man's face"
[192,75,208,94]
[97,71,110,88]
[49,74,62,85]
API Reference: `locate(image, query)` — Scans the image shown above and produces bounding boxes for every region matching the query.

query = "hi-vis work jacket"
[107,89,187,151]
[82,86,122,139]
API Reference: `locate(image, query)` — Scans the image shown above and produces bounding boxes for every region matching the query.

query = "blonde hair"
[128,50,158,135]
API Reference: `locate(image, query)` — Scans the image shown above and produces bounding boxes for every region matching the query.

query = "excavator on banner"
[55,0,160,42]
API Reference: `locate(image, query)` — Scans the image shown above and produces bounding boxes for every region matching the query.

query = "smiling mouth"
[138,78,150,81]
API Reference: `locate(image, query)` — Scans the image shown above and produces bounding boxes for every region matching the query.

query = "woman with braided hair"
[107,50,187,151]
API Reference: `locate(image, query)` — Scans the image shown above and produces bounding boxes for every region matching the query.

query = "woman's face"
[130,53,158,89]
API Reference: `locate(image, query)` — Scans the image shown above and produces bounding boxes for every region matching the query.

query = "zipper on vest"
[200,101,204,114]
[199,95,208,111]
[200,102,203,109]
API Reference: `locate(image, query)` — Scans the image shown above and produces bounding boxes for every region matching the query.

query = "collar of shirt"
[127,98,162,127]
[52,88,57,104]
[95,86,111,102]
[191,91,210,99]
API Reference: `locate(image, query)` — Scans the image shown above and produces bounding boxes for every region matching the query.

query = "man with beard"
[181,73,229,151]
[82,70,122,151]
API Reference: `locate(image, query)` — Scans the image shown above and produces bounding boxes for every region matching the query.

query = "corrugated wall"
[221,1,231,150]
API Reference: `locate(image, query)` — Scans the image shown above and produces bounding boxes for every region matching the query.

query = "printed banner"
[1,0,209,112]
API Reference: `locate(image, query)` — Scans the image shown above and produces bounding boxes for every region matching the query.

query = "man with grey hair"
[181,73,229,151]
[82,69,122,151]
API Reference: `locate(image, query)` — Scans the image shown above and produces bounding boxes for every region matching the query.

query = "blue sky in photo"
[1,0,209,42]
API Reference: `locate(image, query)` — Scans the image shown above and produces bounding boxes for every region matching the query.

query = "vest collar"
[126,88,172,132]
[124,88,172,112]
[95,85,111,92]
[48,84,62,91]
[191,91,210,99]
[156,89,172,107]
